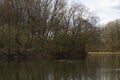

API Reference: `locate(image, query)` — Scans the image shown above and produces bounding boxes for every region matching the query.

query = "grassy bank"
[88,52,120,55]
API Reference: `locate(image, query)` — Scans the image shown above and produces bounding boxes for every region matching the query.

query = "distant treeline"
[101,20,120,52]
[0,0,119,57]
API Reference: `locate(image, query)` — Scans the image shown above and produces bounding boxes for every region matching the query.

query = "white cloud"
[70,0,120,24]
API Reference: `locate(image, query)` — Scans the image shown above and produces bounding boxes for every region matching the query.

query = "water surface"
[0,54,120,80]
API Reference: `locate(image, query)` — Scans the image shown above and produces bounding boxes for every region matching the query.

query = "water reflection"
[0,54,120,80]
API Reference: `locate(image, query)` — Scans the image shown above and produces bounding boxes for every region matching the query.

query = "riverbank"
[88,52,120,55]
[0,52,88,61]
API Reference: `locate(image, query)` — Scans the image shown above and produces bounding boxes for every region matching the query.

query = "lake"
[0,54,120,80]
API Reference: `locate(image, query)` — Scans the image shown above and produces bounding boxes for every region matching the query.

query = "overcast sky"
[70,0,120,24]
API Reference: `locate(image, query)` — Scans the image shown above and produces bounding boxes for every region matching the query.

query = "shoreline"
[0,53,88,61]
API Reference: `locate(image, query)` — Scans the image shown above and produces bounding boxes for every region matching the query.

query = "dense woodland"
[0,0,119,57]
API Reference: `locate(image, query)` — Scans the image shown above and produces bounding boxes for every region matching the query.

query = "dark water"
[0,54,120,80]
